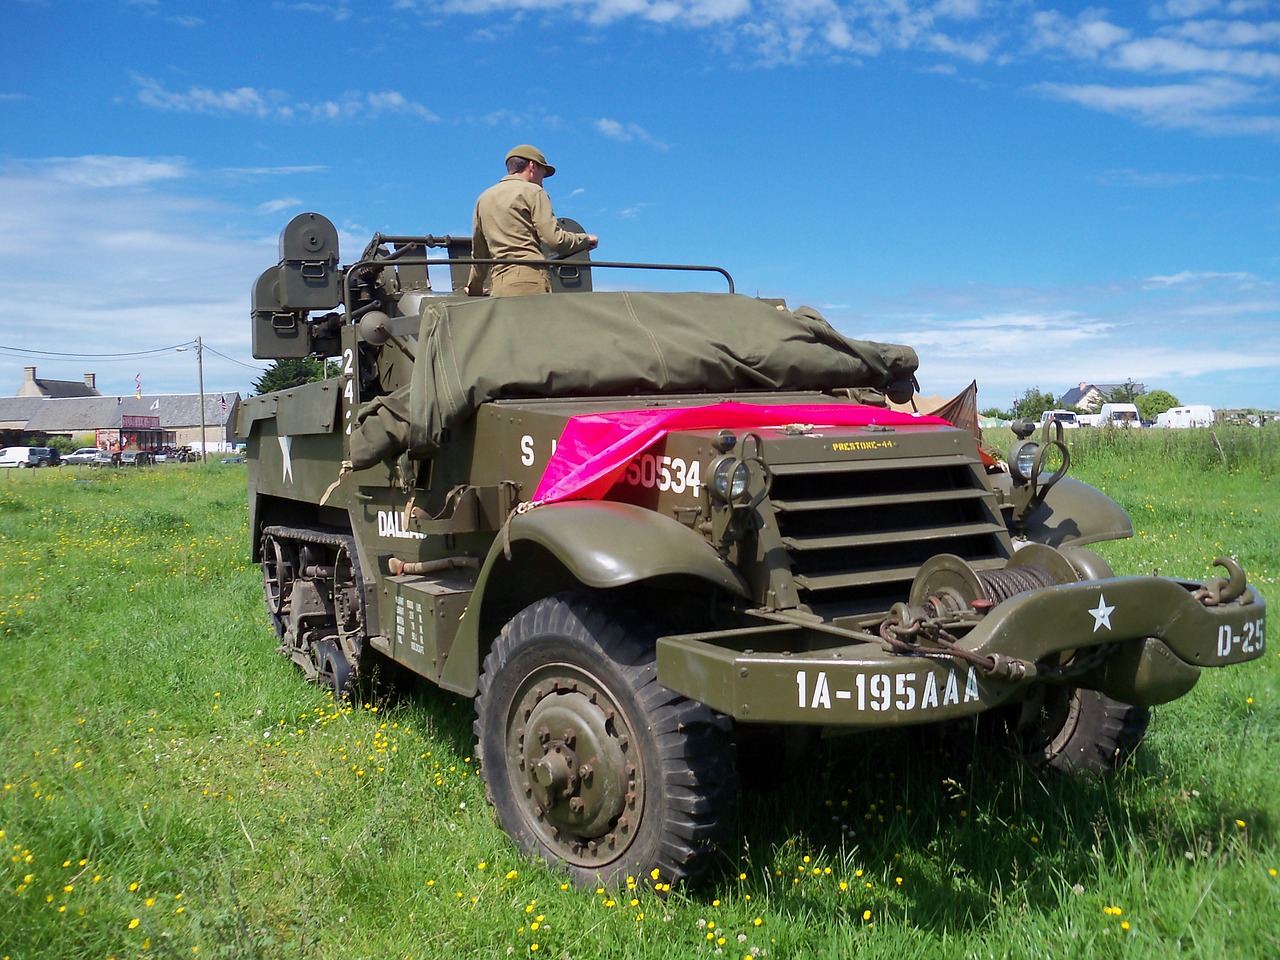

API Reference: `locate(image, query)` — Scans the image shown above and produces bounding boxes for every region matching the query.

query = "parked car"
[64,447,101,464]
[119,450,153,466]
[89,451,120,468]
[154,445,198,463]
[0,446,60,468]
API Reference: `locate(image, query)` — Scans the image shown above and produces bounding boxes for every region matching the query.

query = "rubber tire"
[475,592,737,888]
[1026,687,1150,775]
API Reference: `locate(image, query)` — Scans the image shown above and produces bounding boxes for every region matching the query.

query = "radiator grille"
[767,454,1009,619]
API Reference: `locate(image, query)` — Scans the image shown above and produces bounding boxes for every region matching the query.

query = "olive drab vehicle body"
[240,212,1266,887]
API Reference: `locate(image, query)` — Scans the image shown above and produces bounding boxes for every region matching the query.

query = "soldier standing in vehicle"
[464,145,598,297]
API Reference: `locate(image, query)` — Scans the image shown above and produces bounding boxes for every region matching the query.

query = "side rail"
[346,251,737,299]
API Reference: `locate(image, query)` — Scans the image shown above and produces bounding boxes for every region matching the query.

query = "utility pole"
[197,336,207,463]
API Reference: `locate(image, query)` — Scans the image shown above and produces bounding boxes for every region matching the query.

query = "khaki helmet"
[505,144,556,177]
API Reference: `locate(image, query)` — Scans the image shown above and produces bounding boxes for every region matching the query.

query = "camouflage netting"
[350,291,920,469]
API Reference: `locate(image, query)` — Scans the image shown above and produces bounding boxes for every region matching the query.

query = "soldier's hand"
[587,235,599,250]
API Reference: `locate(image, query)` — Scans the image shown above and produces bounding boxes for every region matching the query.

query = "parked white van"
[1099,402,1142,428]
[1154,405,1214,428]
[1039,409,1080,428]
[0,446,59,468]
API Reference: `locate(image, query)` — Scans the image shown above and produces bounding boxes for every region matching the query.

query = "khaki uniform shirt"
[466,175,591,296]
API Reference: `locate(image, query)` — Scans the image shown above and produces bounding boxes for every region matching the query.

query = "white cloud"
[813,267,1280,407]
[223,165,329,177]
[1034,76,1262,132]
[1166,18,1280,46]
[1029,10,1130,58]
[594,117,670,149]
[425,0,747,26]
[132,75,438,122]
[345,0,1275,143]
[925,30,998,62]
[1144,269,1259,286]
[1096,167,1223,186]
[401,0,1012,64]
[287,2,353,21]
[1014,5,1280,137]
[1111,36,1280,77]
[35,155,189,188]
[134,74,281,117]
[895,311,1114,356]
[257,197,305,215]
[1150,0,1224,19]
[470,106,569,130]
[933,0,985,18]
[298,91,438,121]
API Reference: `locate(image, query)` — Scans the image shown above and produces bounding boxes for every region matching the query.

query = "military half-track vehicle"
[240,212,1266,887]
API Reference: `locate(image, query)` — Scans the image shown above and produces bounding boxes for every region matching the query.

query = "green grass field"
[2,434,1277,960]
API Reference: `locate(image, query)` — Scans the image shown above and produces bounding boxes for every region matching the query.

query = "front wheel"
[1017,687,1150,775]
[475,592,737,888]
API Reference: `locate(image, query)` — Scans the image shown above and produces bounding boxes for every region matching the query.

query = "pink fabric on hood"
[532,401,951,504]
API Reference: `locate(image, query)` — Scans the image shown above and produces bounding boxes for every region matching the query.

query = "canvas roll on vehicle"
[239,212,1266,887]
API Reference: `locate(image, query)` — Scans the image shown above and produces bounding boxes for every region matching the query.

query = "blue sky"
[2,0,1277,410]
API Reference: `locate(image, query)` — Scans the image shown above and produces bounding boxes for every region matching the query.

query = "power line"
[201,343,268,372]
[1,339,267,373]
[0,342,192,360]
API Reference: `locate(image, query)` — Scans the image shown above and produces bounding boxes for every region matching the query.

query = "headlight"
[711,456,749,503]
[1012,441,1040,482]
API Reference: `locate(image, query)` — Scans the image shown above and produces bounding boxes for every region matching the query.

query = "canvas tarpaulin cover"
[351,291,922,469]
[890,380,980,439]
[532,401,952,504]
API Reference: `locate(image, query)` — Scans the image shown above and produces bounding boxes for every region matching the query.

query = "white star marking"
[1088,594,1115,632]
[278,435,293,484]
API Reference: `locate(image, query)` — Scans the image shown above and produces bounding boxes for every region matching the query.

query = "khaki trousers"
[489,264,552,297]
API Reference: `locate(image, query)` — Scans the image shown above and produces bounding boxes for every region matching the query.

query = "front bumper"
[655,576,1265,727]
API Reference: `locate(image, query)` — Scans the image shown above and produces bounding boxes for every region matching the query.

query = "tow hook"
[1193,556,1250,606]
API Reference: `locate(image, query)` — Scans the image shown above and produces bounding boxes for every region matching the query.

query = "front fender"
[992,475,1134,547]
[437,501,749,696]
